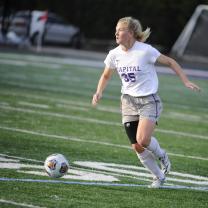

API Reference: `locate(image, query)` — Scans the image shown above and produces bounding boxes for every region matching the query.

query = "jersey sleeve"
[148,45,161,64]
[104,51,116,70]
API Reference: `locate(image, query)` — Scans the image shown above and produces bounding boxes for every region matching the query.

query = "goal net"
[171,5,208,65]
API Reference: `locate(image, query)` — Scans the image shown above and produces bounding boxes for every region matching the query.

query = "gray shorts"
[121,93,163,124]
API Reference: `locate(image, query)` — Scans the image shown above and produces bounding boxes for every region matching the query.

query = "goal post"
[171,5,208,64]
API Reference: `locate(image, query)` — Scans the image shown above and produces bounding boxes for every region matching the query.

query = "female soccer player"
[92,17,200,188]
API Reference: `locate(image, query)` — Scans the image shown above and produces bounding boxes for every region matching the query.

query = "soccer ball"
[44,153,69,178]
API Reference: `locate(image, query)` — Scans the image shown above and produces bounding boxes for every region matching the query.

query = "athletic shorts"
[121,93,163,124]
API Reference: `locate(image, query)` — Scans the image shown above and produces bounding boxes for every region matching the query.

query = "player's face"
[115,22,131,45]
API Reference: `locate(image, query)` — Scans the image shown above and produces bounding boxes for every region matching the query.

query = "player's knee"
[136,136,149,148]
[132,143,143,153]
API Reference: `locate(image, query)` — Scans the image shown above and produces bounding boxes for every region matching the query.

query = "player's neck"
[121,39,136,52]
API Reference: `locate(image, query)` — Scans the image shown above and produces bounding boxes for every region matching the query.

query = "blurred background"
[0,0,208,69]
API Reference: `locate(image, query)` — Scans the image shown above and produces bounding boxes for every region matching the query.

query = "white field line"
[0,153,152,184]
[1,153,207,187]
[1,71,205,113]
[0,53,104,68]
[14,97,208,123]
[2,70,119,88]
[0,101,9,106]
[0,153,43,163]
[56,103,89,111]
[0,105,119,125]
[1,178,208,192]
[1,51,208,95]
[0,125,207,161]
[0,59,61,69]
[0,89,191,113]
[1,51,208,87]
[0,85,207,122]
[15,91,208,118]
[1,89,208,120]
[0,154,208,181]
[0,104,208,141]
[0,80,104,99]
[18,101,50,109]
[1,52,208,79]
[0,199,46,208]
[0,90,120,113]
[1,61,208,111]
[57,102,207,123]
[164,112,205,122]
[0,59,26,66]
[48,101,208,123]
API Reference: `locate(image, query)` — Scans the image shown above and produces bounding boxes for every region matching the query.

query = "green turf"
[0,52,207,208]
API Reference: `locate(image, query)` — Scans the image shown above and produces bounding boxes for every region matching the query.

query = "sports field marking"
[1,154,207,188]
[2,153,208,183]
[0,104,207,140]
[18,101,50,109]
[58,102,207,123]
[0,153,43,163]
[0,101,9,106]
[1,52,208,79]
[0,154,153,184]
[16,95,207,123]
[1,90,208,121]
[0,90,120,112]
[0,90,208,114]
[75,161,208,182]
[0,59,61,69]
[0,178,207,192]
[0,80,97,99]
[0,52,104,68]
[2,90,208,123]
[0,126,207,161]
[0,199,46,208]
[0,59,26,66]
[1,79,208,112]
[32,99,208,123]
[56,103,89,111]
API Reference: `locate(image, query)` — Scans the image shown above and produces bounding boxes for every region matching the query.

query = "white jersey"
[104,41,161,97]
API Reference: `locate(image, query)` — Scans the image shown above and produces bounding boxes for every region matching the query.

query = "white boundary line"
[0,105,208,140]
[1,153,207,183]
[1,90,208,122]
[0,199,46,208]
[18,101,50,109]
[0,59,61,69]
[1,90,208,126]
[0,178,207,192]
[0,126,207,161]
[1,89,207,123]
[1,89,208,113]
[0,153,43,163]
[1,51,208,79]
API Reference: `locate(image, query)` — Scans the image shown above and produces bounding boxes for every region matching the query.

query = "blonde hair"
[118,17,151,42]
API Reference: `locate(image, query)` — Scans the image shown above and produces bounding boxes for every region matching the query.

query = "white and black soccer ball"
[44,153,69,178]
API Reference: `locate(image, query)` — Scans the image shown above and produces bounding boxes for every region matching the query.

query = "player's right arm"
[92,67,114,106]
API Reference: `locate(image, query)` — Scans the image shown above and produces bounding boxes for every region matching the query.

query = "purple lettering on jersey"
[117,66,140,72]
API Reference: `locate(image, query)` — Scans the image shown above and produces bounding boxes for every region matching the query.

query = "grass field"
[0,51,207,208]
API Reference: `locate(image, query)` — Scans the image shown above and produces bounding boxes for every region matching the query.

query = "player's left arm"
[156,54,201,92]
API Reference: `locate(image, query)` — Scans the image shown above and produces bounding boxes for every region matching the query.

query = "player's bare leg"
[136,118,167,188]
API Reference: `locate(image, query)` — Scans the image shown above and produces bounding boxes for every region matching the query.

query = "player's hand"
[184,81,201,92]
[92,92,102,106]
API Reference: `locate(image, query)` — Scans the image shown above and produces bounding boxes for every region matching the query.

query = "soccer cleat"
[148,177,166,189]
[159,151,171,174]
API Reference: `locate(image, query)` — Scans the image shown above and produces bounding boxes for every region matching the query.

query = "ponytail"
[118,17,151,42]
